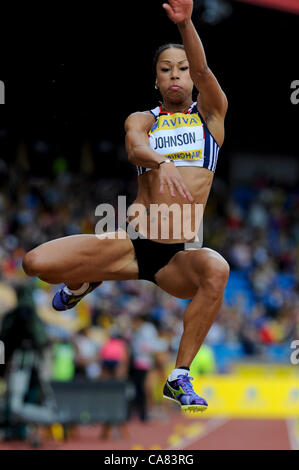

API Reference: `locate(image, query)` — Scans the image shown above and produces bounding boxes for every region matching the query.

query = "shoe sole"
[163,394,208,413]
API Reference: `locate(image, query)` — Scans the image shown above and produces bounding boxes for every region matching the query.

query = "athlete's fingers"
[162,2,176,21]
[160,170,193,200]
[182,184,194,202]
[173,180,187,198]
[166,180,176,197]
[162,3,172,14]
[175,178,193,201]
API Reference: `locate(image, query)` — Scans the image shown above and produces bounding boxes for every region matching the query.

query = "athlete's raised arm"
[162,0,228,120]
[125,112,194,201]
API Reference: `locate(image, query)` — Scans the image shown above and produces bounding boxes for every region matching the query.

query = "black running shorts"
[125,222,186,285]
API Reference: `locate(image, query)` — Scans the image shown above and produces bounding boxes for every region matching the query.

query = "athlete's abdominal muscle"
[129,166,214,243]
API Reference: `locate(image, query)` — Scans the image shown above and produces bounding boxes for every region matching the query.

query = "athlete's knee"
[203,256,230,291]
[22,249,43,277]
[193,251,230,292]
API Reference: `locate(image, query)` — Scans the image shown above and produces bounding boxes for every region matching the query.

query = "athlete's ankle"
[168,366,190,382]
[64,282,90,295]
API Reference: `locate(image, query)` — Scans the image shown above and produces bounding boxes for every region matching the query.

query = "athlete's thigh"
[27,228,139,281]
[90,229,139,280]
[154,247,227,299]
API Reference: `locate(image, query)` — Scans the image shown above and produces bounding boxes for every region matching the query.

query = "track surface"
[0,409,298,450]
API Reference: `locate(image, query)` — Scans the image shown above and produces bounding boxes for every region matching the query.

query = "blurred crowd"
[206,175,299,362]
[0,140,299,430]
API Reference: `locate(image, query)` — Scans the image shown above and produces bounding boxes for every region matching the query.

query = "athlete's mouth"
[169,85,182,91]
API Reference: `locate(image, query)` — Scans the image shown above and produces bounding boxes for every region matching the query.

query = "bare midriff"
[126,166,214,243]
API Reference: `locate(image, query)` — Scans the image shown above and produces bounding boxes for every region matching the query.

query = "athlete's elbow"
[128,144,148,165]
[128,154,136,165]
[127,148,137,165]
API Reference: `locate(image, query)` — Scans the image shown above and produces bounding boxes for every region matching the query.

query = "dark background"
[0,0,298,180]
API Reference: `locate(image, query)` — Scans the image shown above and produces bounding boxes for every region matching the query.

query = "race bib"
[148,112,205,165]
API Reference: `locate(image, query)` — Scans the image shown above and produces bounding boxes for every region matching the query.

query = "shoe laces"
[176,374,196,396]
[61,289,74,302]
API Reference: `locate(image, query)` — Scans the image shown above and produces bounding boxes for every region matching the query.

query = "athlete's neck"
[160,99,194,114]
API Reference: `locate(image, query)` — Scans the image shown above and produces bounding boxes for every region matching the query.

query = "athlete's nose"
[170,67,180,80]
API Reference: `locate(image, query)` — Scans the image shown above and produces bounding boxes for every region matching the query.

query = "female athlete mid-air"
[22,0,230,413]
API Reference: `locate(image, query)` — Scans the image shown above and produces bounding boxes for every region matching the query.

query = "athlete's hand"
[162,0,193,25]
[159,162,194,201]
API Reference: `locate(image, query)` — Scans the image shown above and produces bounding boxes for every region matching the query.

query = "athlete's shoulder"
[124,110,155,132]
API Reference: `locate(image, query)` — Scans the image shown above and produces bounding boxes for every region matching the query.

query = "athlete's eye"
[180,66,189,71]
[161,68,170,72]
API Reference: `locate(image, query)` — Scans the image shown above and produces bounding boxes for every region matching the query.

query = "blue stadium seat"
[224,270,255,314]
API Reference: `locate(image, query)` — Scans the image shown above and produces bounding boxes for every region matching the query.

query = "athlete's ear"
[155,80,159,90]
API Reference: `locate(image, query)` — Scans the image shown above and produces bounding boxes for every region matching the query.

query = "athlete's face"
[155,48,194,103]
